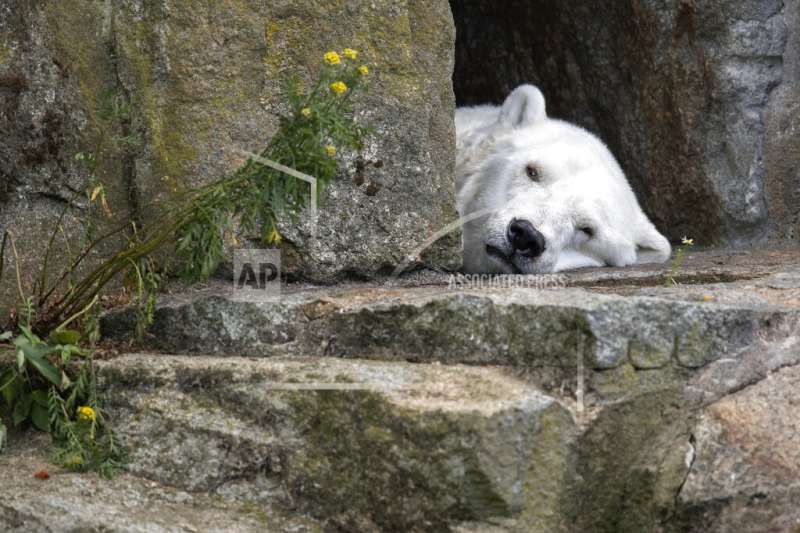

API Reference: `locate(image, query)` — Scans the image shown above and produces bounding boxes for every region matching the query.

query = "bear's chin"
[485,252,556,275]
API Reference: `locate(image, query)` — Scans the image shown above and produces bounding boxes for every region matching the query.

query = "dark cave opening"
[449,1,596,128]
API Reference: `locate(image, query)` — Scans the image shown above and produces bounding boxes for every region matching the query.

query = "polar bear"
[456,84,671,274]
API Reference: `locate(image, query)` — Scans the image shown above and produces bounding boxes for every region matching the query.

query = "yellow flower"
[358,65,369,76]
[77,406,96,422]
[266,228,282,246]
[702,294,714,302]
[330,81,347,94]
[343,48,358,60]
[325,145,336,157]
[65,455,83,468]
[90,185,102,202]
[301,107,312,118]
[681,236,694,246]
[324,51,341,65]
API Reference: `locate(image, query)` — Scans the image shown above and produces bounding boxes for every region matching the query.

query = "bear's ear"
[499,85,547,128]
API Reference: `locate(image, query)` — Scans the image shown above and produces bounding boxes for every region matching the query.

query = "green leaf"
[30,403,49,432]
[12,392,32,426]
[14,334,61,387]
[22,349,61,387]
[0,331,11,342]
[18,325,41,344]
[60,345,84,363]
[0,368,16,407]
[15,335,47,355]
[31,388,49,407]
[48,329,81,346]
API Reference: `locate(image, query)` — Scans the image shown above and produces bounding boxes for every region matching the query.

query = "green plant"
[98,88,140,150]
[0,48,370,473]
[2,48,369,335]
[0,325,124,477]
[49,366,126,477]
[665,236,694,286]
[174,49,369,281]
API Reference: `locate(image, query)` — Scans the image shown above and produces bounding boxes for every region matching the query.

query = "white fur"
[456,84,671,274]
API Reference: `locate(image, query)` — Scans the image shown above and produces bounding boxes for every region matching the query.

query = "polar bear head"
[455,85,671,274]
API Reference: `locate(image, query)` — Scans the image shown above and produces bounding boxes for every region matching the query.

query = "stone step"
[6,340,798,532]
[101,267,800,405]
[85,251,800,532]
[0,434,324,533]
[95,354,574,532]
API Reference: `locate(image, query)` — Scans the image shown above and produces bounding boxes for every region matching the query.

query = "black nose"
[507,219,546,258]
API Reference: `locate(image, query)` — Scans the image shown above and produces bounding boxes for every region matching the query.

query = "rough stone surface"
[113,0,459,280]
[0,433,323,533]
[675,364,800,533]
[101,249,800,409]
[0,1,134,312]
[93,247,800,531]
[571,386,694,532]
[0,0,459,306]
[96,355,575,531]
[451,0,800,246]
[0,250,784,532]
[3,3,800,531]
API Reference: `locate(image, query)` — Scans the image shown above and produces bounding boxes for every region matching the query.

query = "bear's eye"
[525,164,540,181]
[579,227,594,238]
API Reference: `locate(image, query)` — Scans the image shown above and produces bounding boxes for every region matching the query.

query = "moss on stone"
[572,387,691,532]
[628,337,673,369]
[117,17,196,187]
[33,2,132,266]
[591,361,692,403]
[519,403,576,532]
[0,43,11,65]
[675,323,715,368]
[285,389,510,530]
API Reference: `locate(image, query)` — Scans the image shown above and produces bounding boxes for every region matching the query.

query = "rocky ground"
[2,247,800,532]
[3,2,798,531]
[0,433,323,532]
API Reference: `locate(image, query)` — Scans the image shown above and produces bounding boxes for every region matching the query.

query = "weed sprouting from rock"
[0,48,370,475]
